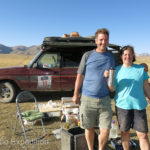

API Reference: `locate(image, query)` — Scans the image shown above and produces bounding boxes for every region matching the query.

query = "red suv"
[0,33,121,102]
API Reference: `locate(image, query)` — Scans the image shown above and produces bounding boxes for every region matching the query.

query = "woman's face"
[122,49,134,67]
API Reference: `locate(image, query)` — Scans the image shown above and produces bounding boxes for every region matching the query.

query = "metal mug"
[108,68,116,86]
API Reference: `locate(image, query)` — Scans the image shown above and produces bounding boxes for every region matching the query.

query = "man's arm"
[72,74,84,104]
[143,80,150,100]
[141,63,148,72]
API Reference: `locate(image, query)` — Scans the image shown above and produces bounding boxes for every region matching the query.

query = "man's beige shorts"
[79,94,112,129]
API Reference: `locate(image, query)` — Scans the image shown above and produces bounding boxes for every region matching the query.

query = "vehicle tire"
[0,82,16,103]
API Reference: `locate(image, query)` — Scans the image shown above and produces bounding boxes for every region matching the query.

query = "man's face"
[95,33,109,52]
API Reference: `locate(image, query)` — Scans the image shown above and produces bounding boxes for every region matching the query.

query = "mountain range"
[0,43,150,56]
[0,44,41,55]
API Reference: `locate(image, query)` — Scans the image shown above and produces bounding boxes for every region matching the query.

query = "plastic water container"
[109,121,118,139]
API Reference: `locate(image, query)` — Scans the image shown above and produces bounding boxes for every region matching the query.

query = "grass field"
[0,54,150,150]
[0,54,150,67]
[0,54,34,67]
[0,54,149,77]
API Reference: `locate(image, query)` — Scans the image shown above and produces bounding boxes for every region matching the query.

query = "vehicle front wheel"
[0,82,16,103]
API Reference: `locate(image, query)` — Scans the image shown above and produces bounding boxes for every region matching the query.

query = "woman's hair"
[95,28,109,39]
[120,45,136,62]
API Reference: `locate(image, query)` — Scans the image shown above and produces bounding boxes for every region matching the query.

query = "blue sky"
[0,0,150,54]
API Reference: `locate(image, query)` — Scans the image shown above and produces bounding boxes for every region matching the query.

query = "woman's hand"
[104,70,109,78]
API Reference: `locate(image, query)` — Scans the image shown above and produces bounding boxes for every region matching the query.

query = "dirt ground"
[0,91,150,150]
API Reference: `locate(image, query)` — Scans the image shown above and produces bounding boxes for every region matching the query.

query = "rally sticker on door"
[38,76,52,88]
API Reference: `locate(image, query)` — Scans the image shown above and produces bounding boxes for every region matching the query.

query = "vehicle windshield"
[27,50,42,67]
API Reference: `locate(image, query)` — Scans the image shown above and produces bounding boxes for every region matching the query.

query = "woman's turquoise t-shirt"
[114,64,149,110]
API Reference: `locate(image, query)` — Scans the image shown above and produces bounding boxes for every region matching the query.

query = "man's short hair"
[95,28,109,39]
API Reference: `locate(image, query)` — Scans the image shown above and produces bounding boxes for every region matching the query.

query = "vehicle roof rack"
[42,36,120,50]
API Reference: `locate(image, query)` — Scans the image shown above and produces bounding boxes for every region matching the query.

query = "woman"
[106,45,150,150]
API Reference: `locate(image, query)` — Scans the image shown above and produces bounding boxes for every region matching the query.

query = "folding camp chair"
[14,91,46,143]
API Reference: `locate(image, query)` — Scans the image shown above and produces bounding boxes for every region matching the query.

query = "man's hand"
[141,63,148,72]
[72,95,80,104]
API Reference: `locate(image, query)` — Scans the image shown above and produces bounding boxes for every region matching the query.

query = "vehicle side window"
[37,53,60,68]
[62,52,81,67]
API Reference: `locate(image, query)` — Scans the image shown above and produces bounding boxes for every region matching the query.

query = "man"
[72,28,115,150]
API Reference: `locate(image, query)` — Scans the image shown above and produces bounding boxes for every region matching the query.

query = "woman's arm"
[104,70,116,92]
[143,80,150,100]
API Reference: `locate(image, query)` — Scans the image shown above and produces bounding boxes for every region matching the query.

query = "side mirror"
[32,63,38,68]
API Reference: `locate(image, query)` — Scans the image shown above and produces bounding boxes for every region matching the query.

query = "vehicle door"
[29,52,61,91]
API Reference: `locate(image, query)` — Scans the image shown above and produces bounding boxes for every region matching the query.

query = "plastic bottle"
[78,120,80,127]
[65,121,70,130]
[109,121,118,139]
